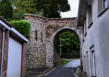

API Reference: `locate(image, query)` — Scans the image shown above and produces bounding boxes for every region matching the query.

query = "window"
[84,20,86,32]
[103,0,107,9]
[86,51,89,75]
[41,32,43,42]
[35,30,37,41]
[88,5,93,29]
[83,56,86,72]
[88,5,92,26]
[98,0,108,14]
[90,45,96,77]
[91,51,96,76]
[84,19,87,37]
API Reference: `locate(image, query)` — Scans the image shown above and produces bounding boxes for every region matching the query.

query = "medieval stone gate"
[25,14,81,68]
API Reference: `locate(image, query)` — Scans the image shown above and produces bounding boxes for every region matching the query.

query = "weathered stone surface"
[25,14,79,68]
[26,16,46,68]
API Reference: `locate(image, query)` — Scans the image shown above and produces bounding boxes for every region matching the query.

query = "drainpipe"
[0,27,5,77]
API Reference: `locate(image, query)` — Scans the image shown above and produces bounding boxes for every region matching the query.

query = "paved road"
[46,66,76,77]
[46,59,80,77]
[64,59,80,67]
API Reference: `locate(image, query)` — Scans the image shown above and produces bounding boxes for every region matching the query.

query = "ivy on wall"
[10,20,31,38]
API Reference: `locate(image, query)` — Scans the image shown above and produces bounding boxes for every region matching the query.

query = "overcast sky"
[60,0,79,18]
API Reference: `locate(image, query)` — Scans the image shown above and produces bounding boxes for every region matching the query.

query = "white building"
[78,0,109,77]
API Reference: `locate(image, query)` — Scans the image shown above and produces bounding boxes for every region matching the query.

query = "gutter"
[10,28,29,42]
[0,17,28,43]
[0,20,10,30]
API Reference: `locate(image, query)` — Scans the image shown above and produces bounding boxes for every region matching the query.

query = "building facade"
[78,0,109,77]
[0,17,28,77]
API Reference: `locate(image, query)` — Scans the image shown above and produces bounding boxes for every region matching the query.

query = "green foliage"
[0,0,13,19]
[11,0,70,18]
[60,58,72,65]
[12,12,25,20]
[11,0,37,14]
[35,0,70,18]
[54,31,80,58]
[10,20,31,38]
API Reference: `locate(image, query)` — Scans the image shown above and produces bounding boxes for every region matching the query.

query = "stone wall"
[25,14,78,68]
[45,18,77,67]
[25,15,46,68]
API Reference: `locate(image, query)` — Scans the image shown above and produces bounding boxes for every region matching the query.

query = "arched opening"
[53,28,80,66]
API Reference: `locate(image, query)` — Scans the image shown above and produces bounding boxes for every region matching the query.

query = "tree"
[11,0,70,18]
[35,0,70,18]
[54,31,80,58]
[11,0,37,14]
[12,12,25,20]
[0,0,13,19]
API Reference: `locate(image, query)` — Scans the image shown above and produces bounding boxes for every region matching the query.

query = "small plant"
[10,20,31,38]
[60,58,72,65]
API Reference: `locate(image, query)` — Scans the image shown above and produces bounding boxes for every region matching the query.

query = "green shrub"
[10,20,31,38]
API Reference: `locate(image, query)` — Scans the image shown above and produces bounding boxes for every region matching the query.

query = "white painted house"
[78,0,109,77]
[0,17,28,77]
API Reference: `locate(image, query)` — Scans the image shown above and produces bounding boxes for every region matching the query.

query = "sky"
[60,0,79,18]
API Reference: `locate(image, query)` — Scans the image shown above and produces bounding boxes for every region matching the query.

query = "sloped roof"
[0,17,12,29]
[0,17,28,42]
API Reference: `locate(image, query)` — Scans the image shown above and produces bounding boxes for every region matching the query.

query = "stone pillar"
[46,41,54,67]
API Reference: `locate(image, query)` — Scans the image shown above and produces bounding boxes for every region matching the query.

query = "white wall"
[81,0,109,77]
[7,37,22,77]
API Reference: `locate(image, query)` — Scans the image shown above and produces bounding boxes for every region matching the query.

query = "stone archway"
[46,26,81,67]
[25,14,81,68]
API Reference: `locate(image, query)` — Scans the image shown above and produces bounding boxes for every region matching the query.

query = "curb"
[38,67,56,77]
[74,68,87,77]
[75,68,80,77]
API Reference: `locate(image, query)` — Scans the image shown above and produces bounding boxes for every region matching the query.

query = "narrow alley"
[45,59,80,77]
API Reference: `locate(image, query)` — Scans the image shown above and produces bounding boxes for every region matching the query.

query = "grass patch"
[60,58,72,65]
